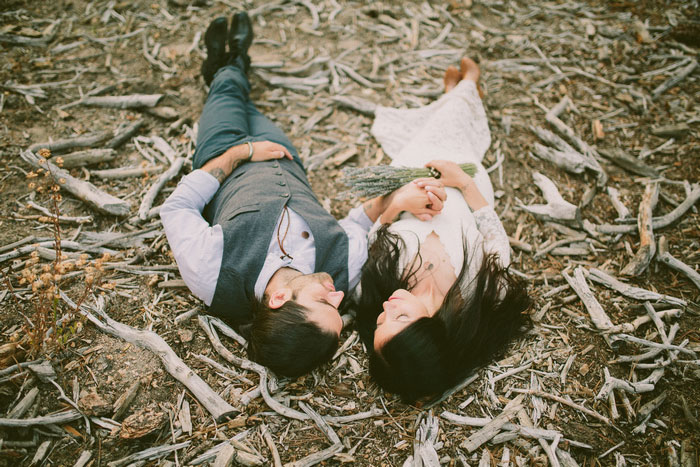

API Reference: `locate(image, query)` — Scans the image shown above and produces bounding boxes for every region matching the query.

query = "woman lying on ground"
[355,58,532,402]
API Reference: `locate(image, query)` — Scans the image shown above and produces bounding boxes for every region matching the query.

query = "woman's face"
[373,289,430,351]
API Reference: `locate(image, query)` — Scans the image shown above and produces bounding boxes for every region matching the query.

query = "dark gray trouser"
[192,65,303,170]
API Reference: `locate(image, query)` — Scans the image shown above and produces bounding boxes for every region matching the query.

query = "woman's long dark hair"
[355,225,531,402]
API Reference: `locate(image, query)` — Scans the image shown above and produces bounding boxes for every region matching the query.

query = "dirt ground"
[1,0,699,466]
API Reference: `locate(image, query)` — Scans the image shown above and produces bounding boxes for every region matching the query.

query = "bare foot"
[444,66,461,93]
[460,57,483,98]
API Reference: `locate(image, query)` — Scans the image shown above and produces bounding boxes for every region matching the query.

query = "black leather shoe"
[201,17,228,86]
[227,12,253,73]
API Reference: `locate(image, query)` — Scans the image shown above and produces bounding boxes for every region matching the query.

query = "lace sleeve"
[473,206,511,267]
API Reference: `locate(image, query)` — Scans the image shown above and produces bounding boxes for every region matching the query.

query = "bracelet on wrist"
[246,141,254,161]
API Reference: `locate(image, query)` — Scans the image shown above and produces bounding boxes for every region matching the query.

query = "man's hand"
[250,141,293,162]
[379,179,446,223]
[201,140,293,184]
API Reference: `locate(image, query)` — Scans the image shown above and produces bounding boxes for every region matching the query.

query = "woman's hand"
[380,179,446,223]
[424,160,471,190]
[424,159,487,211]
[250,141,293,162]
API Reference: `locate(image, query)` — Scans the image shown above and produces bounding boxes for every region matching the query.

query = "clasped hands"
[380,159,486,223]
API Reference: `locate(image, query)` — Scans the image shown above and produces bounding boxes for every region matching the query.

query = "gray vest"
[203,158,349,324]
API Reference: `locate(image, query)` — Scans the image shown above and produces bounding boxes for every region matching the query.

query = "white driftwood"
[520,172,580,223]
[606,309,682,334]
[331,95,377,116]
[563,267,613,331]
[598,148,660,178]
[531,143,586,174]
[59,149,116,168]
[81,94,164,109]
[621,182,659,276]
[92,165,164,179]
[596,185,700,234]
[596,367,665,400]
[139,156,185,220]
[545,97,607,185]
[609,334,695,357]
[587,268,686,306]
[106,119,145,149]
[299,401,341,444]
[652,60,698,99]
[284,443,343,467]
[25,200,93,224]
[405,411,441,467]
[441,413,592,450]
[28,130,113,153]
[20,150,130,217]
[515,389,611,425]
[107,442,191,467]
[657,236,700,291]
[212,443,263,467]
[197,316,309,421]
[530,126,589,173]
[60,293,237,421]
[0,409,82,427]
[607,187,631,220]
[460,395,524,453]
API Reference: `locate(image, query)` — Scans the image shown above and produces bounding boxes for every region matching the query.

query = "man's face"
[288,272,344,335]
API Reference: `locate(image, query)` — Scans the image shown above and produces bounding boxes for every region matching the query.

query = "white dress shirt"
[160,169,373,306]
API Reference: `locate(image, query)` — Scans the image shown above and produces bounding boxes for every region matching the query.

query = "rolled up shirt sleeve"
[338,205,374,291]
[160,170,224,306]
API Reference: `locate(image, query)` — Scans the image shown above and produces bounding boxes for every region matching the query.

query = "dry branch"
[563,267,613,331]
[20,150,130,217]
[598,148,660,178]
[0,410,82,427]
[651,60,698,99]
[59,149,116,168]
[596,185,700,234]
[61,293,237,421]
[520,172,580,223]
[656,236,700,291]
[621,182,659,276]
[80,94,164,109]
[460,395,524,453]
[139,156,185,221]
[587,268,686,306]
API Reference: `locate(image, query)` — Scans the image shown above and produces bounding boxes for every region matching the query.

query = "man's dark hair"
[248,298,339,378]
[355,225,532,402]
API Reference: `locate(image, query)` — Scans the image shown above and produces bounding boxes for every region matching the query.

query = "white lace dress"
[370,79,511,282]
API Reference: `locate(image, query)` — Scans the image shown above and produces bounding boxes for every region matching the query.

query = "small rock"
[120,405,165,439]
[177,329,194,343]
[78,390,113,416]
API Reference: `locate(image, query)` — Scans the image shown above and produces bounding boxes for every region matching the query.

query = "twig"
[139,156,185,221]
[587,268,686,306]
[460,395,524,452]
[595,185,700,234]
[651,60,698,99]
[656,236,700,291]
[563,267,613,331]
[621,182,659,276]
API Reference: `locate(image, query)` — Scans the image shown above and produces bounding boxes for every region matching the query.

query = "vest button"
[276,171,283,175]
[277,181,286,186]
[272,163,279,168]
[281,193,289,198]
